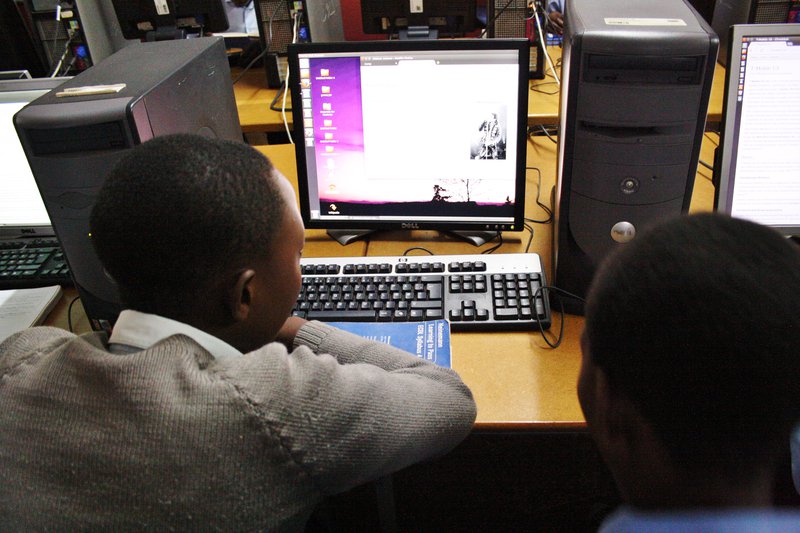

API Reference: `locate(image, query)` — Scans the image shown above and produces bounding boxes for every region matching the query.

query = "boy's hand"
[548,11,564,34]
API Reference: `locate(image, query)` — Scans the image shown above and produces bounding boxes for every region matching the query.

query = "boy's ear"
[227,269,256,322]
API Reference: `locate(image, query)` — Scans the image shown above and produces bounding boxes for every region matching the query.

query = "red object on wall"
[340,0,387,40]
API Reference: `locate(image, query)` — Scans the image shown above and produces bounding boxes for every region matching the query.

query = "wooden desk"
[233,47,726,134]
[44,134,718,430]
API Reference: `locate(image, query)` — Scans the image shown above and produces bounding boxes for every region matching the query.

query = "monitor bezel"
[714,23,800,238]
[287,38,530,235]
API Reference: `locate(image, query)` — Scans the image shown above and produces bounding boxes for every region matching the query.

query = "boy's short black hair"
[584,213,800,479]
[90,134,285,316]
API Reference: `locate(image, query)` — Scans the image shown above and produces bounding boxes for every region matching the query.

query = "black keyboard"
[0,238,71,289]
[294,253,551,331]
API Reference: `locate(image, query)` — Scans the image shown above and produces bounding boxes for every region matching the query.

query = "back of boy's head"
[584,213,800,479]
[90,134,285,316]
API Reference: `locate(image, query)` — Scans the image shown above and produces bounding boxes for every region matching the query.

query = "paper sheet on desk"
[0,285,62,343]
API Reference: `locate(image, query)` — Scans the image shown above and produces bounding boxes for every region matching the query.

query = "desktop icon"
[322,102,332,111]
[321,86,331,94]
[324,132,333,140]
[325,145,334,153]
[323,119,333,127]
[320,68,330,76]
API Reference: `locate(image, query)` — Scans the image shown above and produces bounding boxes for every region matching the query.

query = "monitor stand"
[327,229,498,247]
[398,26,439,39]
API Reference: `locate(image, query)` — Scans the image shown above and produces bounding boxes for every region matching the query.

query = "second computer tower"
[553,0,718,314]
[14,37,242,331]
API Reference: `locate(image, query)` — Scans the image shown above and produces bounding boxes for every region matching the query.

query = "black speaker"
[552,0,718,314]
[487,0,546,79]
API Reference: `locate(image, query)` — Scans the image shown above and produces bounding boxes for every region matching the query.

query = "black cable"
[232,46,269,85]
[699,159,713,171]
[67,295,80,333]
[534,285,585,348]
[530,81,559,95]
[479,0,517,38]
[481,232,503,254]
[269,82,290,112]
[704,131,720,146]
[524,166,554,224]
[49,6,62,69]
[402,246,435,256]
[523,222,535,252]
[538,124,558,144]
[232,0,285,84]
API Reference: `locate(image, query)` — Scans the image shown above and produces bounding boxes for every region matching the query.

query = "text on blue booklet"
[328,319,451,368]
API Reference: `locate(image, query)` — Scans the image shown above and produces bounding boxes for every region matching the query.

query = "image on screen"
[715,24,800,237]
[288,39,529,235]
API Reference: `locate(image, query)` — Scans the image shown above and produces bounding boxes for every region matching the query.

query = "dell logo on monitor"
[401,222,420,229]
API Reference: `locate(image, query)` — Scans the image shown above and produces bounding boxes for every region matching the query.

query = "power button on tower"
[620,177,639,194]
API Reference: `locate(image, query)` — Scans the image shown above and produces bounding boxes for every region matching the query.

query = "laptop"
[0,77,70,240]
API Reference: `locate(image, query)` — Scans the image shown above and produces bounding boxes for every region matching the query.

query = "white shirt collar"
[108,309,243,359]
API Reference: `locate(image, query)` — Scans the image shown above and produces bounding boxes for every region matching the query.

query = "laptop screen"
[287,39,529,238]
[714,24,800,237]
[0,78,70,238]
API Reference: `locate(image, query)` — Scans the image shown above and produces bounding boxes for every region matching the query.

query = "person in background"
[580,213,800,531]
[224,0,258,34]
[0,134,476,530]
[547,0,564,34]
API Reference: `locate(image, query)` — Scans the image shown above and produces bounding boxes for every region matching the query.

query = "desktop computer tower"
[552,0,718,314]
[255,0,344,88]
[14,37,242,331]
[487,0,546,79]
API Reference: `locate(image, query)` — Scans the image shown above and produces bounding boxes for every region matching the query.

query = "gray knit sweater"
[0,321,476,530]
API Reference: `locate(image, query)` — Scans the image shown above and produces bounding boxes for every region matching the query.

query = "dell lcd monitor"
[0,77,70,239]
[287,39,529,246]
[714,24,800,238]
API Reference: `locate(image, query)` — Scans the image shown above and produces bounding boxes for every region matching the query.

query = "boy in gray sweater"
[0,134,476,530]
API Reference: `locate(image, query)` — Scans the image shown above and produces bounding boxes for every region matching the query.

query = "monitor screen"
[714,24,800,237]
[361,0,478,37]
[0,78,70,238]
[287,39,529,242]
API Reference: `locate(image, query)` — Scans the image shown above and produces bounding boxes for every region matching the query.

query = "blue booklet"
[328,320,451,368]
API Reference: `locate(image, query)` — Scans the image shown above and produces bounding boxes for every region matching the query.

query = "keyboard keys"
[296,254,550,331]
[0,239,72,289]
